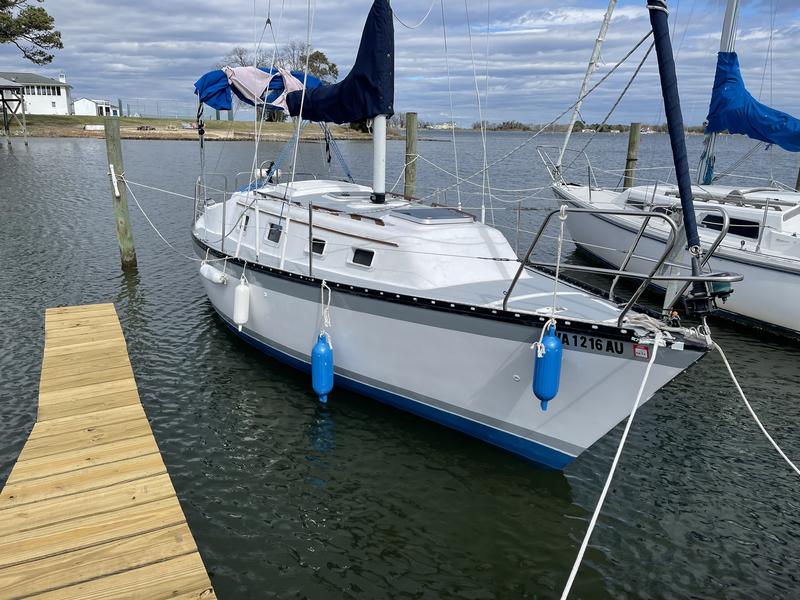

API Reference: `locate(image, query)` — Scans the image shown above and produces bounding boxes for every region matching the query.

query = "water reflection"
[1,134,798,599]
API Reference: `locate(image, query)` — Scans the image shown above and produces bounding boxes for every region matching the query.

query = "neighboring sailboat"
[191,0,734,469]
[550,0,800,338]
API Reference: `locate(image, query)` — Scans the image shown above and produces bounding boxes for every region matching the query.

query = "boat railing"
[504,206,741,327]
[234,170,319,191]
[657,205,732,312]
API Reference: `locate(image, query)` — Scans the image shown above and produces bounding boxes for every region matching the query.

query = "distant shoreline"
[10,115,397,142]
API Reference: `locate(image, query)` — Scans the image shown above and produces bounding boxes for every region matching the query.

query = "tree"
[0,0,62,65]
[275,41,338,83]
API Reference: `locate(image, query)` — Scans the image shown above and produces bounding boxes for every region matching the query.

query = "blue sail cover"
[285,0,394,123]
[705,52,800,152]
[194,68,323,111]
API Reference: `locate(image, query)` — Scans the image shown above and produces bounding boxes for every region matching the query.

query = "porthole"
[311,238,326,255]
[265,222,282,244]
[352,248,374,267]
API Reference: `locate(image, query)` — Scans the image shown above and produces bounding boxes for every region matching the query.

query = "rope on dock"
[559,331,664,600]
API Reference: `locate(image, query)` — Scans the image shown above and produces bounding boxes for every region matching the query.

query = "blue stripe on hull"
[224,322,576,470]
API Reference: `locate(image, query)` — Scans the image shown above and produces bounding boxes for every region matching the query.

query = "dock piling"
[623,122,640,189]
[104,117,138,270]
[404,112,418,199]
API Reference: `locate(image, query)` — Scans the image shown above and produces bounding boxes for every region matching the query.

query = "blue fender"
[533,325,563,411]
[311,334,334,403]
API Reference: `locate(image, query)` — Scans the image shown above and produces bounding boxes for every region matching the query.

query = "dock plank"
[0,474,176,538]
[0,304,215,599]
[14,418,154,462]
[29,553,215,600]
[0,524,198,598]
[8,435,160,484]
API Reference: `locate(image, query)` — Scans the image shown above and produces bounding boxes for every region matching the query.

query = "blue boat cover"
[194,67,323,111]
[705,52,800,152]
[285,0,394,123]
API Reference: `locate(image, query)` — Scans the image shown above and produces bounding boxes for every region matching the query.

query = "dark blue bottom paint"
[223,321,576,470]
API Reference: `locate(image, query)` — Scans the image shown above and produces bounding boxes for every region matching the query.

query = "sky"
[1,0,798,126]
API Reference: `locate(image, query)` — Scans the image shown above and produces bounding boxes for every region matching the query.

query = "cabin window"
[311,238,326,255]
[700,214,759,240]
[241,214,250,232]
[266,222,282,244]
[351,248,374,267]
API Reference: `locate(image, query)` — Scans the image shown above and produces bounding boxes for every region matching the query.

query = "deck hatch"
[391,207,474,225]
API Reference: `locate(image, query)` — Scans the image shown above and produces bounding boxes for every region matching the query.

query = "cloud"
[0,0,798,126]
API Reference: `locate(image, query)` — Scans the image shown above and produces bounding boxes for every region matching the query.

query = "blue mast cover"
[285,0,394,123]
[194,68,323,111]
[648,0,701,249]
[705,52,800,152]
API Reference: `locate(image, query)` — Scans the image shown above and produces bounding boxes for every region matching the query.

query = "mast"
[648,0,713,316]
[698,0,740,185]
[372,114,387,203]
[556,0,617,173]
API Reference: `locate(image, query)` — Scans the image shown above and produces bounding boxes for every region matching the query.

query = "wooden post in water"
[623,122,640,189]
[228,110,234,121]
[795,165,800,192]
[404,112,418,199]
[117,98,123,117]
[104,117,138,270]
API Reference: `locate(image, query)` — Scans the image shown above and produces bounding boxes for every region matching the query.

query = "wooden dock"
[0,303,216,599]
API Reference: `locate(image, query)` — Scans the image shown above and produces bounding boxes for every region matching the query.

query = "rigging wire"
[565,41,655,170]
[464,0,493,225]
[393,0,438,29]
[484,0,494,225]
[419,30,654,202]
[280,0,316,270]
[439,0,462,209]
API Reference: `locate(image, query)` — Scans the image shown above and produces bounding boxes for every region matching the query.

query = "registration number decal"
[559,333,624,355]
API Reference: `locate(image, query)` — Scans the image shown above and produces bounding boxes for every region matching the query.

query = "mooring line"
[560,331,663,600]
[715,342,800,477]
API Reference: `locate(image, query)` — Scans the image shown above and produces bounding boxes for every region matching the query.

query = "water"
[1,131,799,599]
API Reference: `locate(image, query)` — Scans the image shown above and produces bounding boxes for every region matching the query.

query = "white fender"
[233,278,250,331]
[200,263,228,285]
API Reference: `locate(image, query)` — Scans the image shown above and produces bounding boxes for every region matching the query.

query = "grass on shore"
[13,114,378,141]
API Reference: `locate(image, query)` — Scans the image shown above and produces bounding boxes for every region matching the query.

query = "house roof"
[0,77,23,90]
[0,72,72,88]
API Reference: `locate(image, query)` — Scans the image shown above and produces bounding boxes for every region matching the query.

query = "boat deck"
[0,303,216,599]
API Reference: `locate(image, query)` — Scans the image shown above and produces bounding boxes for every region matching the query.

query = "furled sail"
[285,0,394,124]
[194,67,322,111]
[705,52,800,152]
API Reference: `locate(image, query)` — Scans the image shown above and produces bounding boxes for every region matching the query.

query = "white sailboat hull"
[555,184,800,337]
[194,238,702,468]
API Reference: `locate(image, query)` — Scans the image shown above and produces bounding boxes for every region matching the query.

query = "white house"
[73,98,119,117]
[0,72,71,115]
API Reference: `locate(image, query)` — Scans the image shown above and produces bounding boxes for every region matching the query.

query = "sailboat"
[190,0,735,469]
[551,0,800,338]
